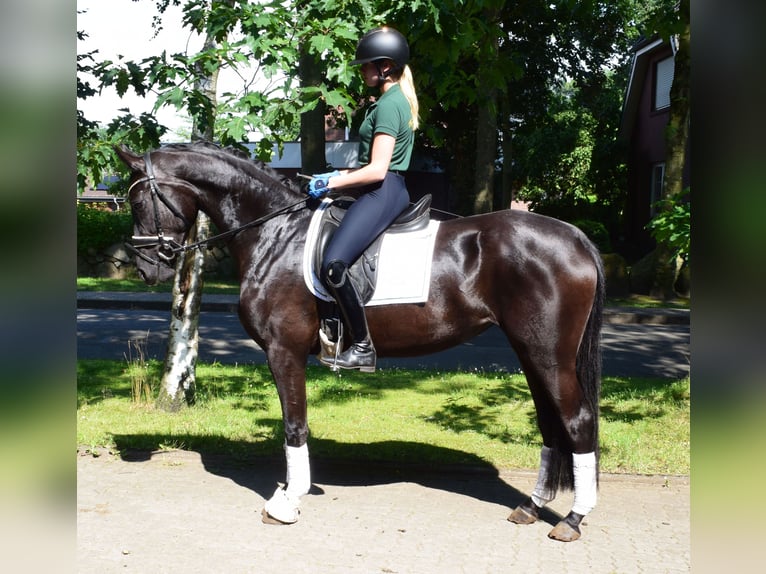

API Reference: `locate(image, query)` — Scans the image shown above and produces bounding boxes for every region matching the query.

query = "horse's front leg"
[261,348,311,525]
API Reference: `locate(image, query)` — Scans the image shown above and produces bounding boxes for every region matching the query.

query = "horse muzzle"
[125,235,183,284]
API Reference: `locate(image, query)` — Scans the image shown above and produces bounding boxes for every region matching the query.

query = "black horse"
[116,142,604,542]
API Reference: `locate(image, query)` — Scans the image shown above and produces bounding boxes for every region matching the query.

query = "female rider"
[307,26,419,372]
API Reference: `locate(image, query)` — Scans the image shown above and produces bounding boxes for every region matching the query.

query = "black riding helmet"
[350,26,409,69]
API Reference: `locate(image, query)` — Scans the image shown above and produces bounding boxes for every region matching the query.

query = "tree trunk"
[473,12,500,214]
[500,98,514,208]
[156,218,208,411]
[473,96,497,214]
[651,0,690,299]
[157,25,222,409]
[298,7,327,174]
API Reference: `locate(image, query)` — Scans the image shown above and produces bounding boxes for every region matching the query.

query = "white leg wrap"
[284,443,311,497]
[531,445,556,508]
[263,443,311,524]
[571,451,598,516]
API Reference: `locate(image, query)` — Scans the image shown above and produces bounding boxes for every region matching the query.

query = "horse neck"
[186,158,305,234]
[186,162,309,278]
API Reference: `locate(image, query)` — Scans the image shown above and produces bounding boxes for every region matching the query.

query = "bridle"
[125,151,308,268]
[124,152,191,268]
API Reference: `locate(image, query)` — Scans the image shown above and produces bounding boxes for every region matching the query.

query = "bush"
[572,219,612,252]
[646,192,690,264]
[77,203,133,254]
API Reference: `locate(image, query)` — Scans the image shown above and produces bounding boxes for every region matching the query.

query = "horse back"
[434,209,600,286]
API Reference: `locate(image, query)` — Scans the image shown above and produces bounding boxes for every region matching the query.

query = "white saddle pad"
[302,198,440,306]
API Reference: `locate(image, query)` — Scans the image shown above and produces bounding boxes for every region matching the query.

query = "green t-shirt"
[357,84,414,172]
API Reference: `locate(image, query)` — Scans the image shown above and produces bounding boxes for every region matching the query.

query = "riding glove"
[307,170,340,198]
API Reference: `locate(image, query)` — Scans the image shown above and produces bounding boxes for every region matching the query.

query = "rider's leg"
[321,259,376,372]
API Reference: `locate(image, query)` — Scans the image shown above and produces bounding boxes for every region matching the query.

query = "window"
[650,163,665,216]
[654,56,674,110]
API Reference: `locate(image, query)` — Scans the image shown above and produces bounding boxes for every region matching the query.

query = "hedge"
[77,203,133,254]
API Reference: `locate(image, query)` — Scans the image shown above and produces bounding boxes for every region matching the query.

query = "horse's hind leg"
[548,451,597,542]
[508,444,557,524]
[509,360,598,542]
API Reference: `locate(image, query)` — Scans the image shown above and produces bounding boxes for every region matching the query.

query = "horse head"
[114,145,199,285]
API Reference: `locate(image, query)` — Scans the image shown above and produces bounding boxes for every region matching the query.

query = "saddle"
[312,193,432,303]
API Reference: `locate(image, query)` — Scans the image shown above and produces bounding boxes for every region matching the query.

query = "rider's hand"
[306,171,340,198]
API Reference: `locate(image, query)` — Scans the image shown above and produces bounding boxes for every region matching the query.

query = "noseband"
[125,152,191,268]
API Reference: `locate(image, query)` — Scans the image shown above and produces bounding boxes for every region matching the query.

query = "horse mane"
[160,141,302,194]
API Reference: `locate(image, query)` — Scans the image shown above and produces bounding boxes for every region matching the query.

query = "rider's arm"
[326,133,395,190]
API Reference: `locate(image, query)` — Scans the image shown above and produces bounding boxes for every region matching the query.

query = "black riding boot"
[321,260,376,373]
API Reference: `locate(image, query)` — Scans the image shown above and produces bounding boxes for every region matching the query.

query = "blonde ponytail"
[399,65,420,131]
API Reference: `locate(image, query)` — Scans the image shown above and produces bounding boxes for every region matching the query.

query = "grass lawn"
[77,360,690,475]
[77,277,240,295]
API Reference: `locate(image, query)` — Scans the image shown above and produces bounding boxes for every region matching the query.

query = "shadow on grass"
[111,433,564,528]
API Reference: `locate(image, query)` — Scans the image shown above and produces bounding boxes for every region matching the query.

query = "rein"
[126,151,308,266]
[178,198,308,253]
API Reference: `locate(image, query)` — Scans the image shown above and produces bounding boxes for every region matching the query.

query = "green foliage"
[76,0,674,227]
[516,105,597,205]
[77,204,134,254]
[637,0,687,41]
[513,75,628,230]
[646,191,690,263]
[77,115,168,193]
[572,219,612,252]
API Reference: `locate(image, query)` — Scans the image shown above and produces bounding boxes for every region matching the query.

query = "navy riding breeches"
[321,171,409,278]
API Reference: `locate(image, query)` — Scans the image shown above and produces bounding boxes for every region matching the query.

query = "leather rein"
[125,152,308,268]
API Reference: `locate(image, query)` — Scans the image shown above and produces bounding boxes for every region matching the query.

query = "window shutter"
[655,57,674,110]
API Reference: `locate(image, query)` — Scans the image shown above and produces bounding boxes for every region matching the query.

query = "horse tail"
[577,243,605,462]
[547,243,605,493]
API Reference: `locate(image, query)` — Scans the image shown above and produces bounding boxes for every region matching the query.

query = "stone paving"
[77,450,689,573]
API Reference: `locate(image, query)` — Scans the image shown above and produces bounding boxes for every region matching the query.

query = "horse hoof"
[548,520,581,542]
[262,487,300,524]
[261,509,294,525]
[508,505,538,525]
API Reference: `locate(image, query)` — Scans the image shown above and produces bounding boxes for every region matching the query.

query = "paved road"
[77,449,690,573]
[77,305,690,379]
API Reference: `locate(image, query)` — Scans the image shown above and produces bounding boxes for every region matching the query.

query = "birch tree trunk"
[500,98,515,209]
[156,219,208,411]
[156,19,221,410]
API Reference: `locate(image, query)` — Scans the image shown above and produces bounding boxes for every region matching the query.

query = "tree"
[395,0,638,216]
[78,0,384,409]
[511,71,629,237]
[77,31,167,192]
[77,1,662,409]
[157,1,231,411]
[649,0,690,299]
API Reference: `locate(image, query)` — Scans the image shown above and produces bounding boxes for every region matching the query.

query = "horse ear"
[114,145,143,171]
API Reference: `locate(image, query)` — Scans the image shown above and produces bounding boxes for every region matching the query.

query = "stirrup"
[318,320,343,371]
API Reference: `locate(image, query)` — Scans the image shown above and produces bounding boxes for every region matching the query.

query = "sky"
[78,0,230,140]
